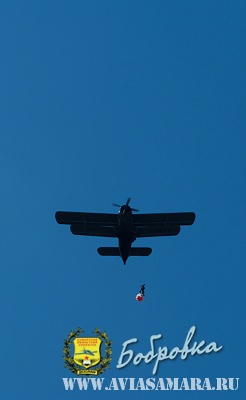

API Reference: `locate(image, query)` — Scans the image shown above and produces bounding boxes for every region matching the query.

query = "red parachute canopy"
[136,293,144,302]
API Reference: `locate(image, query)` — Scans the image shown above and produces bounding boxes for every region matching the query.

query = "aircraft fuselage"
[115,205,136,264]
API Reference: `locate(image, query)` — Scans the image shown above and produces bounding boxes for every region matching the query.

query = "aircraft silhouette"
[55,198,195,265]
[75,347,97,356]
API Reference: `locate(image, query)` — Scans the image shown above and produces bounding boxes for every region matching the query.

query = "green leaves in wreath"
[92,328,112,374]
[63,327,84,374]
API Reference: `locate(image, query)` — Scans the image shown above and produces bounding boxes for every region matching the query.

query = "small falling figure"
[136,284,145,302]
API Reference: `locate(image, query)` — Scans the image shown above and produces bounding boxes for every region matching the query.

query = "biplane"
[55,198,195,265]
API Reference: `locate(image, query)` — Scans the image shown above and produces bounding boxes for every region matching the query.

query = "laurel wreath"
[63,327,112,375]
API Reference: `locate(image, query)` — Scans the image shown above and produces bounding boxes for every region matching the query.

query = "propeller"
[112,198,139,212]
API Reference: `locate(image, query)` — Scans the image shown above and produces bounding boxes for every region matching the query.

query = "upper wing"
[55,211,118,238]
[133,212,195,226]
[55,211,118,226]
[133,212,195,238]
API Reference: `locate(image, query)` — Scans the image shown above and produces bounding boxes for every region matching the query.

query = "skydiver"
[136,284,145,301]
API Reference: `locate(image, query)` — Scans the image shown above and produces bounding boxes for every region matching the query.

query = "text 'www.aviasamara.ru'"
[62,377,239,391]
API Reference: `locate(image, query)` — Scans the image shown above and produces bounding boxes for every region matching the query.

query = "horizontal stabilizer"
[129,247,152,256]
[97,247,152,257]
[97,247,120,256]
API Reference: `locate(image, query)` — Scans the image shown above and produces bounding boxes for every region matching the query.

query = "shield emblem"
[73,337,102,369]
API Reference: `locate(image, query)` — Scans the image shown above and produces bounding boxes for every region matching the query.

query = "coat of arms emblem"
[63,327,112,375]
[73,337,101,369]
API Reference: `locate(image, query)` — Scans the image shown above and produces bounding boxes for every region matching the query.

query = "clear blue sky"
[1,1,245,398]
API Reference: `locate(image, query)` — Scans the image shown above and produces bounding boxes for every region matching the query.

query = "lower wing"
[70,225,116,237]
[136,225,180,237]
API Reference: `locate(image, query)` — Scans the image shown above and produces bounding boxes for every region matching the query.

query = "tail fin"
[97,247,152,257]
